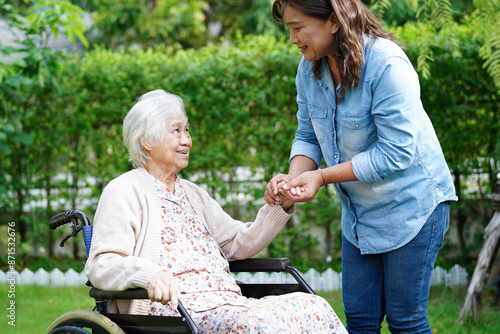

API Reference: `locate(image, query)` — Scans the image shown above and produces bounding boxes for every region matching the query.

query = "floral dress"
[148,176,348,333]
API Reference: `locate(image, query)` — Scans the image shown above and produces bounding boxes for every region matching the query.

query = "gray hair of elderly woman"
[123,90,187,168]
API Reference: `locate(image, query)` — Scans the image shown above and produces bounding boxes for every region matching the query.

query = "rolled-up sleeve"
[352,56,420,184]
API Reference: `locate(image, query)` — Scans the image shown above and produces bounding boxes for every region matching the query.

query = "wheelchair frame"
[45,210,315,334]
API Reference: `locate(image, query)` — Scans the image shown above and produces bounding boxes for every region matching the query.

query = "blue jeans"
[342,202,450,334]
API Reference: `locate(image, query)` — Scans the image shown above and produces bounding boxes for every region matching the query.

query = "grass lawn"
[317,287,500,334]
[1,284,498,333]
[1,284,94,334]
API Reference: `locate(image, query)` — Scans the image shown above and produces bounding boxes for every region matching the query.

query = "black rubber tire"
[47,325,91,334]
[45,309,126,334]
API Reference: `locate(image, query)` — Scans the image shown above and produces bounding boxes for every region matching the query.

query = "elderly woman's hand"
[265,175,305,211]
[147,270,180,310]
[264,174,304,206]
[278,192,295,211]
[265,174,295,206]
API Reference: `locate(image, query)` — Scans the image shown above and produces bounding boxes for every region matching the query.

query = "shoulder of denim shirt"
[297,56,315,78]
[362,35,413,82]
[363,34,406,59]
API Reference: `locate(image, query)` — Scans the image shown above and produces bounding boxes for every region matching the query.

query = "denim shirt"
[290,35,457,254]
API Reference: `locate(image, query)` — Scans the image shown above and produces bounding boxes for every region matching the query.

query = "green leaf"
[11,132,33,146]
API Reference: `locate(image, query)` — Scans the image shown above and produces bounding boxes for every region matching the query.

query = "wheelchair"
[45,210,316,334]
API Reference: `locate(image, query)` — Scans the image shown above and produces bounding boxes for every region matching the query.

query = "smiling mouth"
[299,46,308,53]
[177,151,189,155]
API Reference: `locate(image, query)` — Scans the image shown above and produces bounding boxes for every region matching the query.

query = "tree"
[370,0,499,92]
[0,0,87,260]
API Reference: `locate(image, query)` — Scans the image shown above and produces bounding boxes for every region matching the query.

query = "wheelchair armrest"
[229,257,314,295]
[89,287,197,332]
[89,287,149,300]
[228,257,292,272]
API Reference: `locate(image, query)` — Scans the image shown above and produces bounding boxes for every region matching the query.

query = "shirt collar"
[153,175,187,203]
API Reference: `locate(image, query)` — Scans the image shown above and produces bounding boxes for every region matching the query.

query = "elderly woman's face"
[145,112,192,175]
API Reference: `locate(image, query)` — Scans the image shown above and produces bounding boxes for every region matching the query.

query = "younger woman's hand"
[147,270,180,310]
[282,170,324,203]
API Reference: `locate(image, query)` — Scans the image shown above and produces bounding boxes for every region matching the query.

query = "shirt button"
[355,124,359,128]
[325,87,329,90]
[334,155,338,159]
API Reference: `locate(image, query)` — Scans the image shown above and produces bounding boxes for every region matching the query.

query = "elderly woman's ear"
[140,138,152,152]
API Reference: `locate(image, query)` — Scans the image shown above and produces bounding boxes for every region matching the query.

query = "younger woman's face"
[282,5,337,62]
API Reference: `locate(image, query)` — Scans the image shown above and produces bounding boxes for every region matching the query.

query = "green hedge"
[58,34,302,199]
[1,22,498,271]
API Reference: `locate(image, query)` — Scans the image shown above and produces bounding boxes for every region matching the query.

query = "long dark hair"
[272,0,401,96]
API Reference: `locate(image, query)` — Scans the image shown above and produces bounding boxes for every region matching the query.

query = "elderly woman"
[85,90,347,333]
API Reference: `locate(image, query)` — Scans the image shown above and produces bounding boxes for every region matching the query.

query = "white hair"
[123,90,187,168]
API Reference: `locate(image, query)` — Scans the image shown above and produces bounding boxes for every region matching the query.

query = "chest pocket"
[308,103,329,143]
[341,113,377,152]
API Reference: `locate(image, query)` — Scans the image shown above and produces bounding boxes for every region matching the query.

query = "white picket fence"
[1,265,468,291]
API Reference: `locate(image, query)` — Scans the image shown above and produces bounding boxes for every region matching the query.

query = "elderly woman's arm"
[84,177,164,292]
[220,204,291,259]
[184,180,293,259]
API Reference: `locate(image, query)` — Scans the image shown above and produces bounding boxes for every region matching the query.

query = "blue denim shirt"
[290,36,457,254]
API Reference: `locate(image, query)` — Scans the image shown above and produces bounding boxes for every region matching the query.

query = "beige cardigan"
[85,167,292,314]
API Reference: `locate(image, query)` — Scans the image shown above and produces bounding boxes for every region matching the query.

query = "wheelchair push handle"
[50,210,90,229]
[49,210,93,256]
[49,211,72,229]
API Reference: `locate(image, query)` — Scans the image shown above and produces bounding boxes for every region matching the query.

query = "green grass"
[317,286,500,334]
[0,285,498,333]
[1,285,94,334]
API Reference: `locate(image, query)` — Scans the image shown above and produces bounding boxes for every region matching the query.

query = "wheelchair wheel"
[47,325,91,334]
[45,309,126,334]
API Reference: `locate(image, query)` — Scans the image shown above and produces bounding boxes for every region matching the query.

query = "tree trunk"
[457,184,500,324]
[45,174,55,257]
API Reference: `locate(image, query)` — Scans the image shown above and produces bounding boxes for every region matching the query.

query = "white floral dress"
[148,176,347,333]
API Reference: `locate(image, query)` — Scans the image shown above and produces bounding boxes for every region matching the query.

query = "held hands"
[147,270,180,310]
[265,171,324,205]
[282,170,324,202]
[264,173,294,207]
[264,174,304,209]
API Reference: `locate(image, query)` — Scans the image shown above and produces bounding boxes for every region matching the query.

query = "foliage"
[0,0,498,270]
[82,0,210,49]
[80,0,146,48]
[80,0,280,50]
[76,0,500,92]
[0,33,302,261]
[75,0,500,92]
[471,0,500,90]
[370,0,499,92]
[138,0,209,48]
[207,0,280,37]
[0,0,88,260]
